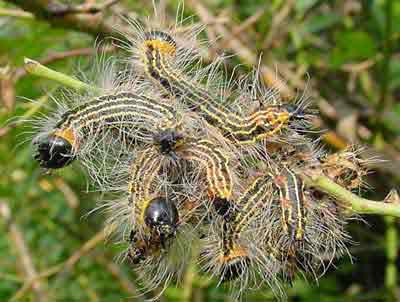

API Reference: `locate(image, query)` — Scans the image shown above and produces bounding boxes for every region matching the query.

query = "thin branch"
[0,201,48,302]
[304,174,400,217]
[15,47,113,80]
[95,255,139,298]
[187,0,294,100]
[379,0,394,113]
[53,177,79,209]
[4,0,125,39]
[0,8,34,18]
[11,223,117,301]
[231,8,266,36]
[261,0,294,49]
[46,0,120,16]
[23,57,97,91]
[384,216,398,300]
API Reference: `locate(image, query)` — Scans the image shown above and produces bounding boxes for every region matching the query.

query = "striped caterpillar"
[126,30,309,145]
[199,174,283,298]
[33,92,178,170]
[265,164,352,283]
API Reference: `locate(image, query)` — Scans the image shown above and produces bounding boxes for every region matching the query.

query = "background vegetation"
[0,0,399,301]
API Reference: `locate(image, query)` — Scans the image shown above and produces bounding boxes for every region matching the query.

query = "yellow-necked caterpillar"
[33,92,177,169]
[199,174,283,298]
[133,30,306,145]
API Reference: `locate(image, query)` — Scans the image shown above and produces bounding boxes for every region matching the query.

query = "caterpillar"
[274,166,306,242]
[220,175,274,279]
[178,139,234,216]
[269,166,307,282]
[199,174,283,299]
[34,92,177,169]
[131,30,307,145]
[264,164,352,282]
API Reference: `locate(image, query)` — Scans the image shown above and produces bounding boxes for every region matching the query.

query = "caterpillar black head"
[143,30,177,57]
[153,128,184,155]
[33,133,75,169]
[284,104,308,121]
[282,103,315,132]
[144,197,179,242]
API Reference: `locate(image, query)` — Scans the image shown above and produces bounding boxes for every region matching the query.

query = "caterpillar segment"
[139,31,305,145]
[270,166,308,282]
[218,175,273,281]
[128,148,162,206]
[198,174,284,299]
[152,126,185,155]
[274,167,306,242]
[178,139,233,217]
[34,92,177,169]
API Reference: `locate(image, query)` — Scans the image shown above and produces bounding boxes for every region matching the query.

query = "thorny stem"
[304,174,400,218]
[23,58,98,91]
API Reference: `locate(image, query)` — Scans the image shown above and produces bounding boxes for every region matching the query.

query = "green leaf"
[330,31,378,68]
[295,0,319,15]
[303,14,341,34]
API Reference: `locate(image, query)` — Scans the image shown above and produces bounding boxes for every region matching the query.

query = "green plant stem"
[379,0,394,114]
[304,174,400,217]
[384,216,398,300]
[23,58,97,91]
[0,8,34,18]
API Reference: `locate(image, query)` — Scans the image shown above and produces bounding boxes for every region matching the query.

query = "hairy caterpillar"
[199,175,283,298]
[274,166,306,242]
[178,139,234,216]
[125,29,308,145]
[33,92,178,170]
[263,164,352,283]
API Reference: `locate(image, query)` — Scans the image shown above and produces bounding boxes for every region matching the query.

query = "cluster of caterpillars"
[32,21,370,298]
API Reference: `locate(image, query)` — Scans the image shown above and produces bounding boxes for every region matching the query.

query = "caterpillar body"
[133,30,307,145]
[34,92,177,169]
[264,164,352,282]
[179,139,234,216]
[200,175,283,298]
[274,166,306,242]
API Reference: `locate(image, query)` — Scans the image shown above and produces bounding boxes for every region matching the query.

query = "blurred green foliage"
[0,1,399,301]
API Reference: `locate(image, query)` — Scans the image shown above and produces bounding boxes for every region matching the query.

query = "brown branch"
[261,0,294,49]
[4,0,125,39]
[0,8,34,18]
[0,201,48,302]
[95,255,139,298]
[53,177,79,209]
[11,223,116,301]
[231,8,266,36]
